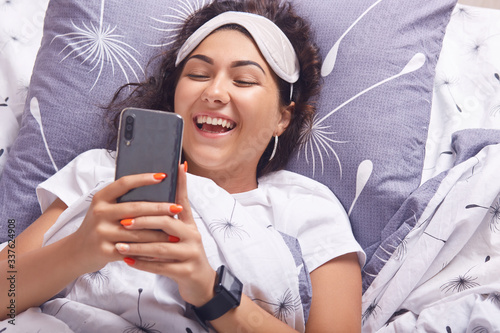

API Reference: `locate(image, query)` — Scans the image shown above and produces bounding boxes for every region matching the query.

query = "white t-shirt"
[234,170,365,270]
[37,148,365,272]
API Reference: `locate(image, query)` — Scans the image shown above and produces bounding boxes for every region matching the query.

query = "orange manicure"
[124,257,136,266]
[168,235,180,243]
[154,173,167,180]
[120,218,134,226]
[169,204,183,214]
[184,161,188,173]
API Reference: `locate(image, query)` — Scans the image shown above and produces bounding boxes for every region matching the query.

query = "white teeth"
[196,116,234,129]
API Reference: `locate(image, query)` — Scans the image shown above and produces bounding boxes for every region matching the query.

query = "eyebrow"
[186,55,266,74]
[231,60,265,74]
[187,54,213,65]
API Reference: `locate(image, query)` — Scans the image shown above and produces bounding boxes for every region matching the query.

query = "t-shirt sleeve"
[36,149,115,213]
[283,184,366,272]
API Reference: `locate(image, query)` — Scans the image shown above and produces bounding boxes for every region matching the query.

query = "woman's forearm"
[210,294,298,333]
[211,254,362,333]
[0,232,87,320]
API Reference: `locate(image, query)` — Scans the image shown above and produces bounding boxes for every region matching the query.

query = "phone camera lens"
[123,114,134,141]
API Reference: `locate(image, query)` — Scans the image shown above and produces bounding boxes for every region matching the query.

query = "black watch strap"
[194,289,237,321]
[192,265,243,330]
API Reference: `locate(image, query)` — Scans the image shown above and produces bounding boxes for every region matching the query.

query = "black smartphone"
[115,107,184,203]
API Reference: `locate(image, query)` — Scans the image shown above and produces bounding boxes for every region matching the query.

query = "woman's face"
[174,29,291,192]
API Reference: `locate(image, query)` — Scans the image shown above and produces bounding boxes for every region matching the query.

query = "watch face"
[220,266,243,303]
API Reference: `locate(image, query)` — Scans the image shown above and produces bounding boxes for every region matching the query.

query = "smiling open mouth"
[196,115,235,134]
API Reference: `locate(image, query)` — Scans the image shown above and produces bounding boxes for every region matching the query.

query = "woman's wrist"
[185,267,217,307]
[63,231,102,276]
[192,265,244,330]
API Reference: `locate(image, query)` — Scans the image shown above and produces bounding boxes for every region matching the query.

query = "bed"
[1,0,499,331]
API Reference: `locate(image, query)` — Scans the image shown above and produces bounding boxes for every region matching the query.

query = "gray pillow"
[289,0,456,262]
[0,0,456,270]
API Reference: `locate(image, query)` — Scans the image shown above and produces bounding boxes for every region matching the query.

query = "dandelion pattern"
[297,18,426,178]
[453,5,475,21]
[466,38,486,58]
[435,75,462,112]
[148,0,211,47]
[391,236,408,262]
[487,293,500,306]
[254,289,301,323]
[490,103,500,118]
[123,288,161,333]
[356,4,500,330]
[52,0,143,90]
[86,192,95,202]
[0,0,13,9]
[79,268,110,290]
[385,309,409,326]
[466,198,500,232]
[424,4,500,180]
[51,300,72,317]
[297,115,346,177]
[30,97,58,172]
[209,199,249,241]
[440,267,480,294]
[362,300,381,325]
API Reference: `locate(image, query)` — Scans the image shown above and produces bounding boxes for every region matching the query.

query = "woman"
[0,0,364,331]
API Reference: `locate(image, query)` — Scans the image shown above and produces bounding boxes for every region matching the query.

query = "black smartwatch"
[193,265,243,330]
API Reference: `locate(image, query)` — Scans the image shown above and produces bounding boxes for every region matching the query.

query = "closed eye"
[187,74,209,80]
[234,80,258,87]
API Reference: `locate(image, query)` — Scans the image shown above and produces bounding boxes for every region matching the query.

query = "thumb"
[176,162,194,224]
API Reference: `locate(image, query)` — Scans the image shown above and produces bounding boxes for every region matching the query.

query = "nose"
[201,77,230,105]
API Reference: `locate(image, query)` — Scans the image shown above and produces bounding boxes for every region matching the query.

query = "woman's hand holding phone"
[114,162,217,307]
[67,172,176,274]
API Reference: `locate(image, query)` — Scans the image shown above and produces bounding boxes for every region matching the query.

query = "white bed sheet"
[0,0,49,174]
[421,4,500,184]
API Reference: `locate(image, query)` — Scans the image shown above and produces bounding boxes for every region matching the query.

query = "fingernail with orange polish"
[124,257,135,266]
[184,161,188,173]
[169,204,183,214]
[120,218,134,226]
[168,235,180,243]
[154,173,167,180]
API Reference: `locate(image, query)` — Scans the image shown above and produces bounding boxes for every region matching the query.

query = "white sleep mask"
[175,11,300,84]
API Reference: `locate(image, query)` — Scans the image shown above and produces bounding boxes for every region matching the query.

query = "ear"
[276,101,294,136]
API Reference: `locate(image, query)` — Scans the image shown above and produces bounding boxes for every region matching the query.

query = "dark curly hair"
[106,0,321,178]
